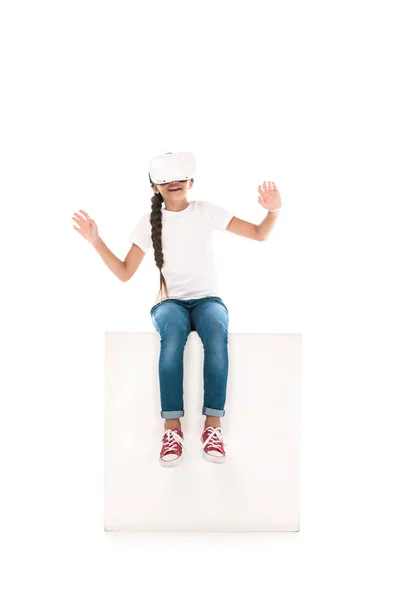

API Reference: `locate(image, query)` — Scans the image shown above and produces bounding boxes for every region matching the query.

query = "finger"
[73,212,86,222]
[79,209,91,220]
[263,181,268,191]
[73,225,83,235]
[272,181,278,190]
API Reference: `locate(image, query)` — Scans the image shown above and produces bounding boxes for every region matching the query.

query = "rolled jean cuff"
[202,407,225,417]
[161,409,184,419]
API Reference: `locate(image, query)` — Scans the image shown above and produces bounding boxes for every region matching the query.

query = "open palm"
[72,209,99,244]
[258,180,282,212]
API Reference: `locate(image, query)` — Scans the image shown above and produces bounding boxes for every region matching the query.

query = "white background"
[1,0,399,598]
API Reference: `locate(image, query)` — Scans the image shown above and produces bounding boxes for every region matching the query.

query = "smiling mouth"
[169,188,181,191]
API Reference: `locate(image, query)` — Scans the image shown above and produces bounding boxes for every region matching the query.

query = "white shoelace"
[162,429,185,453]
[202,427,226,450]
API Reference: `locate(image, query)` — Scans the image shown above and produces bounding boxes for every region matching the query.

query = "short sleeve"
[203,201,235,233]
[128,212,151,253]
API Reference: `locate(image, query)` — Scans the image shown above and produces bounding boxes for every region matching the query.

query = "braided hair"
[148,173,194,302]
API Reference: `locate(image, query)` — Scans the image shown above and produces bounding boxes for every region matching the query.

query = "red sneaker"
[201,426,226,463]
[159,428,185,468]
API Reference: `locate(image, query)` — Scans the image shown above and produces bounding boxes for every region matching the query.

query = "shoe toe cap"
[206,449,224,457]
[161,453,180,462]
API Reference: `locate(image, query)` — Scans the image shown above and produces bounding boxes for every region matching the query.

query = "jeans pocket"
[214,297,229,314]
[150,303,159,316]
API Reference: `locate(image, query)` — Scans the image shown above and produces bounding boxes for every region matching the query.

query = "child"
[72,151,282,468]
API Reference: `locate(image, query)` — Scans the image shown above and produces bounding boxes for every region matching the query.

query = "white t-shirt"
[127,200,235,302]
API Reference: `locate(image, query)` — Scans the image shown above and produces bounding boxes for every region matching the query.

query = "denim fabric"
[149,296,229,419]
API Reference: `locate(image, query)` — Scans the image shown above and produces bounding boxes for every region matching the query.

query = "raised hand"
[72,209,99,244]
[258,180,282,212]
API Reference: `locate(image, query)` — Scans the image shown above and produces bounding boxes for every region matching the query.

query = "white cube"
[104,332,301,532]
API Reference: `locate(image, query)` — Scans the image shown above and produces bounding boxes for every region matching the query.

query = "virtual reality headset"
[149,151,196,184]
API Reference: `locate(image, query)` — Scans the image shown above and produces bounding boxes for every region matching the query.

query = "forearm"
[92,237,127,282]
[257,210,280,241]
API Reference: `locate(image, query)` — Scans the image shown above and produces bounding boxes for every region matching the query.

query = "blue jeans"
[150,296,229,419]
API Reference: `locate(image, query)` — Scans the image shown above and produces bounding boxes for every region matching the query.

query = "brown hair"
[148,173,193,302]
